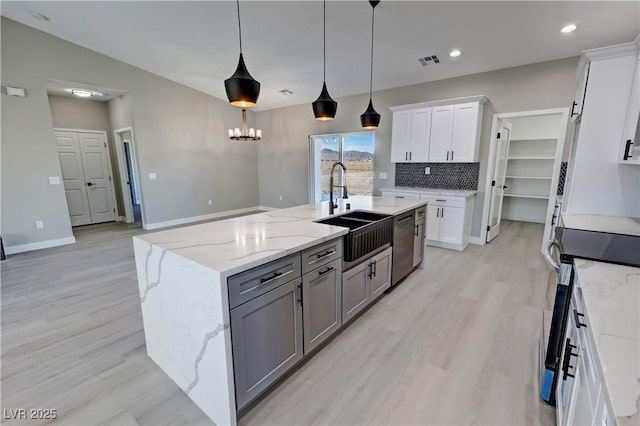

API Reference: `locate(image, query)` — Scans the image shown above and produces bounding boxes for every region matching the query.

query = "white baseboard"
[143,206,267,230]
[468,236,484,245]
[257,205,277,211]
[5,236,76,255]
[503,214,545,224]
[116,216,126,222]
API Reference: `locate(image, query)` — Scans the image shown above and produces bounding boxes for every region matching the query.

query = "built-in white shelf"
[503,193,549,200]
[507,156,556,160]
[505,176,552,180]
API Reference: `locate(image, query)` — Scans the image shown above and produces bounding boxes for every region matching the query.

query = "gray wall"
[256,57,580,238]
[1,18,259,247]
[48,95,126,216]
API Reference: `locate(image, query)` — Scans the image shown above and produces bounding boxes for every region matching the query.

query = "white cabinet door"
[429,105,455,162]
[368,247,392,300]
[439,207,464,245]
[426,205,440,241]
[619,54,640,164]
[409,108,432,162]
[391,111,411,162]
[451,103,479,162]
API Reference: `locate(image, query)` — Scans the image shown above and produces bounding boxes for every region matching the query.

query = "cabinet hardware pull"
[623,139,633,160]
[562,338,578,380]
[260,271,284,283]
[415,224,419,237]
[435,199,446,202]
[298,282,303,306]
[436,207,439,218]
[451,150,454,161]
[318,266,334,276]
[441,208,444,218]
[367,263,373,279]
[308,250,336,264]
[446,151,449,161]
[573,310,587,328]
[405,152,408,161]
[410,152,412,161]
[570,101,578,117]
[372,260,377,277]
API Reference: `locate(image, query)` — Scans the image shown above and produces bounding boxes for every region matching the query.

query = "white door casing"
[55,131,92,226]
[487,121,512,242]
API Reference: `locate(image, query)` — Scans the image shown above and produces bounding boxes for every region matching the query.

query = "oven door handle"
[543,239,560,274]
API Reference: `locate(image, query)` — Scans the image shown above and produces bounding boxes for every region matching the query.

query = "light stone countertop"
[380,186,478,197]
[574,259,640,423]
[134,196,427,277]
[562,213,640,236]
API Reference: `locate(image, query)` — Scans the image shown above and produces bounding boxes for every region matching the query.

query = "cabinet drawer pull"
[573,309,587,328]
[309,249,336,264]
[318,266,334,276]
[395,196,405,199]
[435,199,447,202]
[562,338,578,380]
[260,270,285,283]
[623,139,633,160]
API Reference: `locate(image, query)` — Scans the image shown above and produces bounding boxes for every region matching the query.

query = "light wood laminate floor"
[1,220,556,425]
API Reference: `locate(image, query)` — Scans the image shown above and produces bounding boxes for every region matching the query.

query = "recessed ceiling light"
[561,24,577,34]
[30,11,50,21]
[449,49,462,58]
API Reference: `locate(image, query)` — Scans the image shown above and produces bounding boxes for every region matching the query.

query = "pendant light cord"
[236,0,243,53]
[369,5,375,98]
[323,0,326,82]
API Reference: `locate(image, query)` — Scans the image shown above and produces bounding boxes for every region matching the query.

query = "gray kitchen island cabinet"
[230,278,303,411]
[302,258,342,354]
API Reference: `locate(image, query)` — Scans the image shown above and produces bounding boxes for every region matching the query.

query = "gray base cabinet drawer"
[342,262,369,324]
[231,278,303,411]
[301,238,342,275]
[302,258,342,354]
[369,247,392,301]
[228,253,302,309]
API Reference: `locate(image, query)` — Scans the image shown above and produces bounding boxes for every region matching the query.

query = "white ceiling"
[2,1,639,111]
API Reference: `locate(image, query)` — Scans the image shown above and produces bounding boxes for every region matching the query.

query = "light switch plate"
[149,173,157,180]
[49,176,60,185]
[35,220,44,229]
[379,172,388,180]
[425,167,431,175]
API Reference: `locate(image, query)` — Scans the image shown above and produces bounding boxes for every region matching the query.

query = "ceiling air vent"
[418,55,440,66]
[278,89,294,95]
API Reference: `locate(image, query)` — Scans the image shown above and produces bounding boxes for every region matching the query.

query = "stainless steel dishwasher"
[391,209,415,286]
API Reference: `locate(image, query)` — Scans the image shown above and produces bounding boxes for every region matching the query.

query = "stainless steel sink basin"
[315,211,394,261]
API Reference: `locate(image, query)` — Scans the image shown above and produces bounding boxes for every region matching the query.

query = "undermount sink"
[316,210,394,262]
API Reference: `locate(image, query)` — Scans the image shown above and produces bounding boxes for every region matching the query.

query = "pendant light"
[225,0,260,108]
[361,0,381,129]
[312,0,337,121]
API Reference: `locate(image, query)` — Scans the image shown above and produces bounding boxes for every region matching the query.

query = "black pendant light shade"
[360,99,380,129]
[225,0,260,108]
[313,0,337,121]
[225,53,260,108]
[313,82,337,121]
[361,0,380,129]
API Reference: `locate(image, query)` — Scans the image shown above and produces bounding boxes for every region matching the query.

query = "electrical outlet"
[379,172,388,180]
[35,220,44,229]
[279,195,283,201]
[208,200,213,206]
[148,173,157,180]
[425,167,431,175]
[49,176,60,185]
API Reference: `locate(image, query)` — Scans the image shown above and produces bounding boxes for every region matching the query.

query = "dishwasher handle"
[543,239,560,273]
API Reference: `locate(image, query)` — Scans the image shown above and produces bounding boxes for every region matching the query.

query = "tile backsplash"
[395,163,480,190]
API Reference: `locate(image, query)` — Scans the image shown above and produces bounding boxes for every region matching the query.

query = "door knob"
[87,182,94,187]
[502,185,508,189]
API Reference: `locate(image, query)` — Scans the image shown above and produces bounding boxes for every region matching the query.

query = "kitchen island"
[132,196,427,425]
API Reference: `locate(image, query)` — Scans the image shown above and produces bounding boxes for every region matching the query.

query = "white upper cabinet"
[429,106,454,162]
[620,52,640,164]
[451,103,480,162]
[390,96,485,163]
[390,111,411,162]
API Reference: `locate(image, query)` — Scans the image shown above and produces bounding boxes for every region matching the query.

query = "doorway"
[114,128,143,223]
[481,108,570,252]
[55,129,119,226]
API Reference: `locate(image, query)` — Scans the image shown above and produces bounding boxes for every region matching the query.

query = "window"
[309,132,375,202]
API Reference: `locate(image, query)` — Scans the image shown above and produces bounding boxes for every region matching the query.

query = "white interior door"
[487,121,512,242]
[55,131,92,226]
[78,132,117,224]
